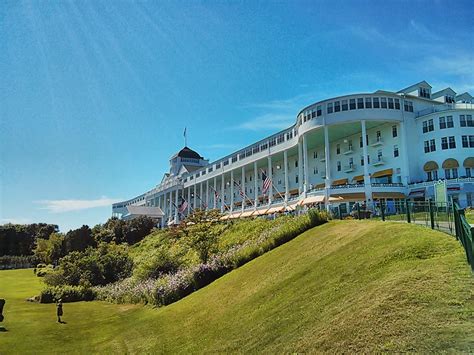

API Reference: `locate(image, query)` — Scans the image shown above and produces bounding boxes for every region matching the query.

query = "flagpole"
[210,184,230,213]
[233,180,256,210]
[260,168,285,202]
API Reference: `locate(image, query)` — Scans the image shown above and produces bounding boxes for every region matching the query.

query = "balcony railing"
[371,138,383,147]
[372,157,385,166]
[344,164,356,173]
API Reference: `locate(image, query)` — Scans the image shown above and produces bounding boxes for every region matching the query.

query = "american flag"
[234,181,245,198]
[262,171,271,195]
[211,185,219,199]
[178,197,188,213]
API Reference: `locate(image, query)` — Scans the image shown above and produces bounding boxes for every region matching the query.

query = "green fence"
[453,202,474,271]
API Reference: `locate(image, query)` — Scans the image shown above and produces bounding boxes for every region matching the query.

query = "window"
[313,167,318,174]
[342,100,348,111]
[357,98,364,109]
[216,163,221,169]
[376,130,381,142]
[430,139,436,152]
[424,140,430,153]
[317,105,322,116]
[439,116,446,129]
[224,160,229,166]
[419,87,430,98]
[260,143,268,150]
[449,136,456,149]
[349,99,356,110]
[337,161,341,171]
[349,157,354,167]
[359,136,363,148]
[348,140,353,151]
[388,98,394,109]
[373,97,380,108]
[360,155,364,166]
[392,125,398,137]
[404,100,414,112]
[447,116,453,128]
[377,150,383,161]
[467,168,472,178]
[365,97,372,108]
[334,101,341,112]
[313,151,318,159]
[381,97,388,108]
[269,137,276,147]
[232,156,238,163]
[394,98,400,109]
[463,135,474,148]
[253,145,260,154]
[295,160,298,168]
[460,114,473,127]
[393,145,399,157]
[327,103,333,114]
[423,119,434,133]
[427,170,438,181]
[336,144,340,155]
[295,175,299,184]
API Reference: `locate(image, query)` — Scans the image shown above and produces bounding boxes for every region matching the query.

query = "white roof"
[123,206,164,219]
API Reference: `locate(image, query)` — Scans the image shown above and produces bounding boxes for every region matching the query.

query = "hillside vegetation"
[1,220,473,353]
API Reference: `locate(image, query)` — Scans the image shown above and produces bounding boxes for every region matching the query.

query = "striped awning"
[464,157,474,168]
[332,178,348,186]
[372,168,393,178]
[299,195,325,205]
[266,205,285,214]
[442,158,459,169]
[286,201,299,211]
[314,183,325,189]
[423,161,439,171]
[353,175,364,182]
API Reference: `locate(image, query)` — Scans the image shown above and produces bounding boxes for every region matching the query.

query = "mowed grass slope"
[1,220,473,353]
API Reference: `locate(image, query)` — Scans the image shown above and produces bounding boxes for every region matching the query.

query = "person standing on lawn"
[56,299,63,323]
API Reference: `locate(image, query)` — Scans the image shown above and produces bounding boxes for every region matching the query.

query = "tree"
[181,209,224,263]
[64,225,95,254]
[34,233,65,264]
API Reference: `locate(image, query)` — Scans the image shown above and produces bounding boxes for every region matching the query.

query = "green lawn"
[1,220,473,353]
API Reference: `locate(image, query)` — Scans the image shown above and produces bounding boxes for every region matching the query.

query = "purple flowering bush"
[94,210,327,306]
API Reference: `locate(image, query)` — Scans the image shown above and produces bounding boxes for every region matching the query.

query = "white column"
[284,150,289,203]
[268,156,273,206]
[230,170,234,212]
[193,183,197,209]
[168,191,173,220]
[206,179,209,210]
[174,189,179,221]
[241,166,245,212]
[361,120,373,204]
[303,134,309,197]
[213,177,217,209]
[298,140,303,194]
[200,182,203,209]
[221,172,225,212]
[324,124,331,209]
[399,121,410,185]
[187,187,191,214]
[254,161,258,209]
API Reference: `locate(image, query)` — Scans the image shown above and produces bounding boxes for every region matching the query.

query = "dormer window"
[445,95,455,103]
[419,87,431,98]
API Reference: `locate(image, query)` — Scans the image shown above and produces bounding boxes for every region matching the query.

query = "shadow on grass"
[0,326,7,332]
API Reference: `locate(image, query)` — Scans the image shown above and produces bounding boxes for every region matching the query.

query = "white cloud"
[36,196,122,213]
[409,20,441,41]
[425,55,474,77]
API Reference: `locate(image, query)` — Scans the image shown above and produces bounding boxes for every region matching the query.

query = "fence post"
[429,199,435,229]
[338,205,343,220]
[405,199,411,223]
[357,203,361,220]
[469,227,474,272]
[381,200,385,221]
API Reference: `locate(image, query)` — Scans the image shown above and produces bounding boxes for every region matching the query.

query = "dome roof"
[177,146,203,159]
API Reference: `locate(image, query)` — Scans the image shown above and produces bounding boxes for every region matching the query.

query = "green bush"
[39,285,95,303]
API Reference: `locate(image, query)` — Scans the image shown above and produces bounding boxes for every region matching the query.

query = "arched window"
[423,161,439,181]
[442,158,459,180]
[463,157,474,178]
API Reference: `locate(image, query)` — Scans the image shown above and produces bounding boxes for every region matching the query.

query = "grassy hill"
[1,220,473,353]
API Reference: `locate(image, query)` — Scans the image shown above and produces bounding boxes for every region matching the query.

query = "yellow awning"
[240,210,255,218]
[300,195,325,205]
[253,207,269,216]
[332,178,348,186]
[372,168,393,178]
[423,161,439,171]
[266,205,285,214]
[328,196,344,202]
[286,201,299,211]
[463,157,474,168]
[442,158,459,169]
[289,188,299,196]
[331,193,365,201]
[314,183,325,189]
[353,175,364,182]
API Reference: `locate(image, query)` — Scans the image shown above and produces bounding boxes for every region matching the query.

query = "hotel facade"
[113,81,474,224]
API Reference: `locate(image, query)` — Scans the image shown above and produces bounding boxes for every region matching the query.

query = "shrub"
[39,285,95,303]
[0,255,38,270]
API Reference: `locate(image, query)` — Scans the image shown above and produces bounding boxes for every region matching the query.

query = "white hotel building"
[113,81,474,224]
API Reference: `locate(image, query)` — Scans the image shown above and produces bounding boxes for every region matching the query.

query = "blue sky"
[1,0,473,232]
